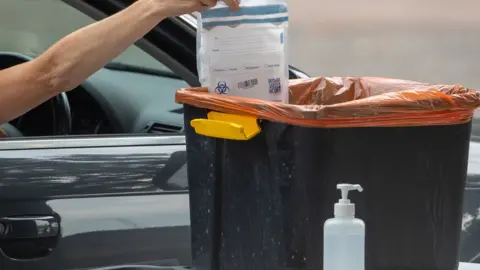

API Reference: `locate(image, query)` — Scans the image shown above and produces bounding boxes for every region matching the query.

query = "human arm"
[0,0,238,124]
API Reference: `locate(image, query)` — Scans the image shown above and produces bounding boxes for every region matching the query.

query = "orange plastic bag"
[175,77,480,128]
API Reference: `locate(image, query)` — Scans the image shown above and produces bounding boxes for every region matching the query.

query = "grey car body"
[0,0,478,269]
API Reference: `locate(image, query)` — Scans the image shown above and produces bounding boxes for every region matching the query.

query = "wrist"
[132,0,168,22]
[145,0,169,19]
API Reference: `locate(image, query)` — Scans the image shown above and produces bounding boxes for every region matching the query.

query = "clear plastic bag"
[196,0,289,103]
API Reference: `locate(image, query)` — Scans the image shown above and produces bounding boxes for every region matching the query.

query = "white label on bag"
[204,24,287,101]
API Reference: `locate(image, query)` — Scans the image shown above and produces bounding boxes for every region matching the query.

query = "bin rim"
[176,76,480,128]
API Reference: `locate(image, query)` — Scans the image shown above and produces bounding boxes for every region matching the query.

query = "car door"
[0,0,196,269]
[0,136,190,270]
[0,136,191,270]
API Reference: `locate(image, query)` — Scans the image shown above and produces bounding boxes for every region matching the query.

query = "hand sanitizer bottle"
[324,184,365,270]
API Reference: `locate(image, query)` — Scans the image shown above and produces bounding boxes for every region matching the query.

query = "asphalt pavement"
[288,0,479,82]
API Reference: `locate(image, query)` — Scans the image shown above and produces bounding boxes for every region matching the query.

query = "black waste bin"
[178,77,479,270]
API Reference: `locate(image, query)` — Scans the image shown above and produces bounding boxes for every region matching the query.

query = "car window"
[0,0,188,138]
[0,0,171,72]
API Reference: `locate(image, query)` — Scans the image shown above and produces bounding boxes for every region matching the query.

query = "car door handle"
[0,216,60,239]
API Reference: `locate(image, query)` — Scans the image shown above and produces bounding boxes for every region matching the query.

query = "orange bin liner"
[175,77,480,128]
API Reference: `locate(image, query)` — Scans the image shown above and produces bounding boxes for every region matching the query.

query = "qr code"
[238,79,258,90]
[268,78,282,94]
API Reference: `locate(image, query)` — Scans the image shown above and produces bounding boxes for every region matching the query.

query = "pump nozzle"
[337,184,363,203]
[334,183,363,217]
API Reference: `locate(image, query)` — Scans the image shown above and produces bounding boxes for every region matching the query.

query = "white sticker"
[204,25,288,102]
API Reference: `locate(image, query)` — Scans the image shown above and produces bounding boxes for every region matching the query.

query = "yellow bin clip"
[190,112,261,140]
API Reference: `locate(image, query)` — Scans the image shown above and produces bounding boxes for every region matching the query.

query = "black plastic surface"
[184,104,472,270]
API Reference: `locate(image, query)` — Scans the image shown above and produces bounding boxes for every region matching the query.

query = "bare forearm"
[35,0,166,92]
[0,0,165,123]
[0,62,54,123]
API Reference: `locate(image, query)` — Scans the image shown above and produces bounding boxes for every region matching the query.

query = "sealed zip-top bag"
[197,0,289,103]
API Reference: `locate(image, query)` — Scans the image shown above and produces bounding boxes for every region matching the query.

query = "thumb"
[223,0,240,10]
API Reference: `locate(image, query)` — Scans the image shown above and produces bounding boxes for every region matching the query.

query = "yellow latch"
[190,112,261,140]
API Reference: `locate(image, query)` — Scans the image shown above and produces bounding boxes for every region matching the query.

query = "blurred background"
[287,0,479,87]
[2,0,480,88]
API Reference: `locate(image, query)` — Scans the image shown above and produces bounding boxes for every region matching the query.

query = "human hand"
[150,0,239,18]
[201,0,239,11]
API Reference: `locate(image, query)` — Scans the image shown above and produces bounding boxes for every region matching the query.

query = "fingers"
[200,0,239,11]
[222,0,240,11]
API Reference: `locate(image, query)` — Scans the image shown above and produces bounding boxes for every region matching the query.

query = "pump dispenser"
[324,184,365,270]
[334,184,363,217]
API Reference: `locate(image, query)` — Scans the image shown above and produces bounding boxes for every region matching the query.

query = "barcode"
[268,78,282,94]
[238,79,258,89]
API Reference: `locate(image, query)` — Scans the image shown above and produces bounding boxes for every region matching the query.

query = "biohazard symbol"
[215,81,230,95]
